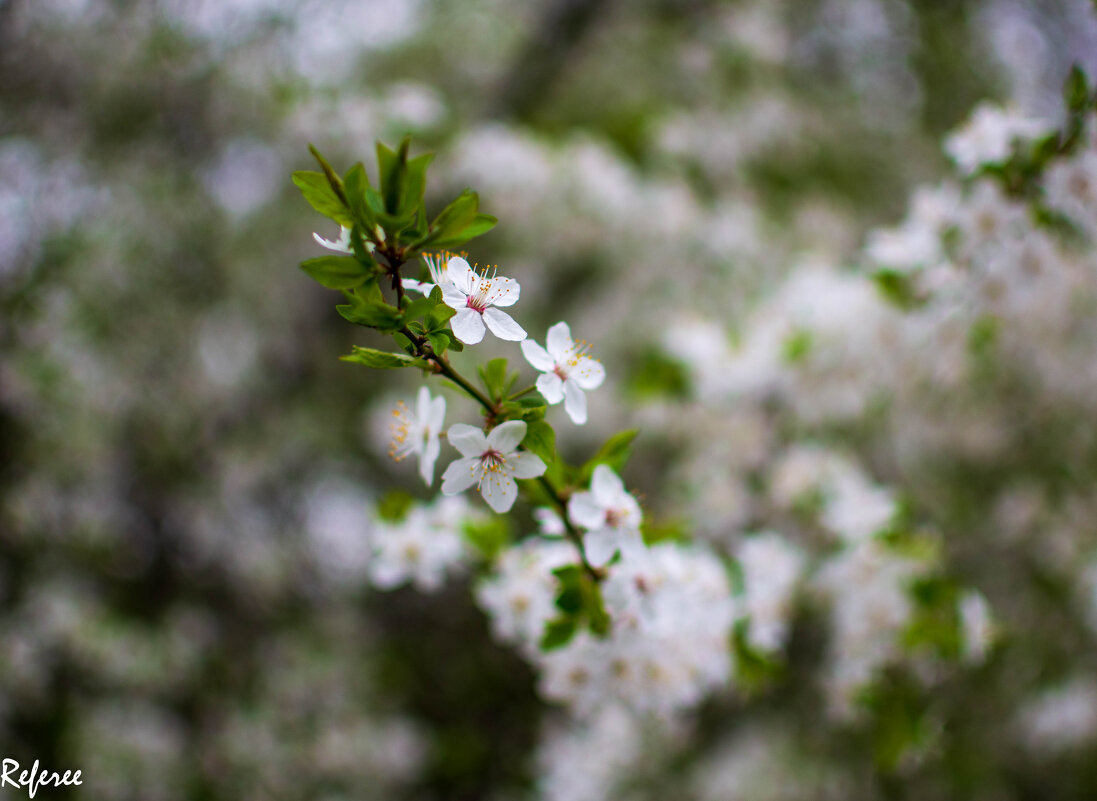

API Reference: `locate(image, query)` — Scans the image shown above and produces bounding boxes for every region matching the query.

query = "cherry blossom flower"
[441,420,545,513]
[521,322,606,424]
[313,224,353,253]
[567,465,644,566]
[440,257,526,344]
[389,386,446,486]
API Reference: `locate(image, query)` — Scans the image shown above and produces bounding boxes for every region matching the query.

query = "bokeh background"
[3,0,1097,799]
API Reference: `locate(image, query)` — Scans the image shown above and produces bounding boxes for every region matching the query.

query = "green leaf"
[292,171,353,227]
[626,348,690,400]
[402,152,434,216]
[579,429,639,483]
[478,358,509,401]
[873,269,925,310]
[376,490,414,522]
[427,302,456,328]
[377,137,412,216]
[461,213,498,240]
[781,329,812,364]
[402,292,438,322]
[422,189,480,247]
[1065,65,1090,113]
[340,346,429,369]
[540,617,577,651]
[334,281,406,331]
[552,565,584,614]
[299,256,372,289]
[308,144,349,207]
[426,331,451,356]
[462,515,511,561]
[521,420,556,464]
[342,162,376,230]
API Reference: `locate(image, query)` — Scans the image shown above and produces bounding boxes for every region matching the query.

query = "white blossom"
[388,386,446,486]
[944,102,1047,174]
[567,465,644,567]
[440,257,526,344]
[521,322,606,424]
[441,420,546,513]
[736,533,805,653]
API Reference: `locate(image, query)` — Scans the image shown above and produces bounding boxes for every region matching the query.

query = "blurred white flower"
[389,386,446,486]
[568,465,644,567]
[367,497,468,592]
[944,102,1047,174]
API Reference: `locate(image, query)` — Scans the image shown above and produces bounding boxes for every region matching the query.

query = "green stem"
[509,383,538,400]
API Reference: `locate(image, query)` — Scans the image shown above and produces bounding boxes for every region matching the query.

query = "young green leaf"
[579,429,639,482]
[292,171,354,227]
[478,358,509,401]
[308,144,349,207]
[299,256,373,289]
[340,346,430,369]
[336,299,405,332]
[521,420,556,464]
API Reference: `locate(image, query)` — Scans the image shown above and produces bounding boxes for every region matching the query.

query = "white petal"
[420,434,440,486]
[313,226,353,253]
[521,339,556,372]
[482,307,527,341]
[536,372,565,404]
[428,396,446,432]
[442,457,482,494]
[441,283,469,311]
[446,256,475,294]
[480,471,518,513]
[486,420,527,453]
[483,276,520,307]
[563,380,587,425]
[583,529,620,567]
[617,530,647,562]
[402,278,434,295]
[591,464,625,503]
[568,491,606,530]
[451,308,486,344]
[546,322,573,359]
[368,558,406,589]
[415,386,432,422]
[510,451,547,479]
[447,423,489,457]
[570,357,605,390]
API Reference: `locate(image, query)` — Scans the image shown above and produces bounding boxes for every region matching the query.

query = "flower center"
[466,294,487,313]
[605,507,627,528]
[481,449,507,472]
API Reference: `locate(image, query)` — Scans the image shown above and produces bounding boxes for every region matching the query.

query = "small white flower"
[568,465,644,567]
[521,322,606,424]
[441,420,546,513]
[389,387,446,486]
[441,257,526,344]
[313,224,353,253]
